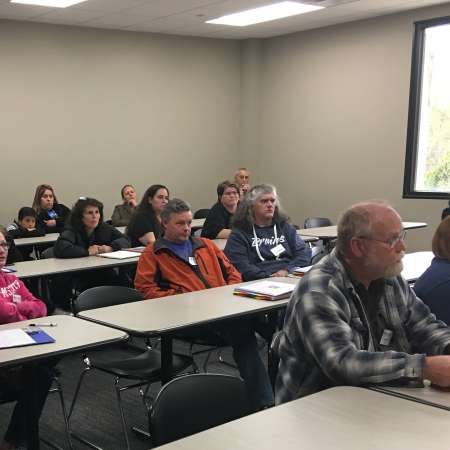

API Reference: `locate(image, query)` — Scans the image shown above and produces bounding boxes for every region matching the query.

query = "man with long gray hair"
[224,184,311,281]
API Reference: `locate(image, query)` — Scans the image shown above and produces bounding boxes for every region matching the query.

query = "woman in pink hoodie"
[0,230,51,450]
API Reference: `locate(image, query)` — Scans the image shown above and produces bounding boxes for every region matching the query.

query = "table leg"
[160,336,173,384]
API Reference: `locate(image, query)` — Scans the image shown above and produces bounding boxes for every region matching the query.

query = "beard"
[364,251,405,279]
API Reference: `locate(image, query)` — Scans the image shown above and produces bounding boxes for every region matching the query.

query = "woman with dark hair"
[414,216,450,324]
[32,184,70,233]
[53,198,130,307]
[54,197,129,258]
[126,184,169,247]
[111,184,138,227]
[224,184,311,281]
[201,181,240,239]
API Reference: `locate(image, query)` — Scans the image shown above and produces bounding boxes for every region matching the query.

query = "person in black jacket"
[52,197,131,309]
[126,184,169,247]
[7,207,45,261]
[32,184,70,234]
[201,180,240,240]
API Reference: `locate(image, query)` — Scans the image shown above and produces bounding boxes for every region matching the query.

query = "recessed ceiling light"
[10,0,88,7]
[206,1,324,27]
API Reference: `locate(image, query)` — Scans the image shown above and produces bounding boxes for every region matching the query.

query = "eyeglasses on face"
[0,241,11,250]
[358,230,406,249]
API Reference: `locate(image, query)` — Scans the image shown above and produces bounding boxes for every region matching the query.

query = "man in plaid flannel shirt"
[275,201,450,404]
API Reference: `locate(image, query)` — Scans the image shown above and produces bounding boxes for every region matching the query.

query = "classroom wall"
[0,20,242,224]
[259,3,450,251]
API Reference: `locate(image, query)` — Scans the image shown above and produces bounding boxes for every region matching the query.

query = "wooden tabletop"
[372,384,450,411]
[0,315,128,368]
[78,277,298,337]
[156,386,450,450]
[298,221,428,238]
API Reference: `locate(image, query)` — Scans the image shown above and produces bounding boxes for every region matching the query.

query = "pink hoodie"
[0,272,47,324]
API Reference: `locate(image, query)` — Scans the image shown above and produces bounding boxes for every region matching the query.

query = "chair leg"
[67,364,106,450]
[67,363,91,421]
[39,377,74,450]
[54,377,74,450]
[114,378,131,450]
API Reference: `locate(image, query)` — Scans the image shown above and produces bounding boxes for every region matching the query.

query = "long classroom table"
[298,221,427,239]
[371,384,450,412]
[77,277,298,382]
[154,386,450,450]
[0,315,128,445]
[12,218,206,248]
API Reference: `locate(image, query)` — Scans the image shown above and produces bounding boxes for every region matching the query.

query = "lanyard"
[252,224,278,262]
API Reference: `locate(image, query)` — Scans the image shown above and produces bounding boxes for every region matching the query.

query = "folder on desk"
[0,328,55,349]
[234,281,295,301]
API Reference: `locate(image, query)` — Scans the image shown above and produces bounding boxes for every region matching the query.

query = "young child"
[7,207,45,261]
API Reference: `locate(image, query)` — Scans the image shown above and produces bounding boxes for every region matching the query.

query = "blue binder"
[26,329,55,345]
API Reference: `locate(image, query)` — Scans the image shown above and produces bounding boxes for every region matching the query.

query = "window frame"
[403,15,450,200]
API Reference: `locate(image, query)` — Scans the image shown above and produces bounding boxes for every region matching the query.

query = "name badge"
[271,244,285,257]
[189,257,197,266]
[380,329,393,346]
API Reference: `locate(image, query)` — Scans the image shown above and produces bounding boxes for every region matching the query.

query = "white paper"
[236,281,295,296]
[0,328,35,349]
[97,251,140,260]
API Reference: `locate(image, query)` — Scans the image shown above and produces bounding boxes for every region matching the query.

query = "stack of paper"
[97,251,140,259]
[234,281,295,301]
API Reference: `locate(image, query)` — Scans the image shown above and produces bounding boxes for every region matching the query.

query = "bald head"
[336,201,402,257]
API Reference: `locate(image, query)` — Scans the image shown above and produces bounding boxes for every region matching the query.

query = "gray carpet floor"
[0,338,268,450]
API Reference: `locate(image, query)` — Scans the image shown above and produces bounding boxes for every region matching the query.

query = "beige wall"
[259,3,450,251]
[2,4,450,250]
[0,20,241,224]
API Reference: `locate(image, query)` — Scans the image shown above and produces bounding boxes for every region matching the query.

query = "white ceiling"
[0,0,449,39]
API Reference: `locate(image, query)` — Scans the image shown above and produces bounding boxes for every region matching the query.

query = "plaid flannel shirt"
[275,249,450,404]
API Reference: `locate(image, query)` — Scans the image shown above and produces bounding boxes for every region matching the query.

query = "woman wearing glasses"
[201,180,240,239]
[0,229,51,450]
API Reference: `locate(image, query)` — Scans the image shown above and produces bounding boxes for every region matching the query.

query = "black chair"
[149,373,250,447]
[69,286,193,450]
[193,208,210,219]
[303,217,332,228]
[303,217,334,264]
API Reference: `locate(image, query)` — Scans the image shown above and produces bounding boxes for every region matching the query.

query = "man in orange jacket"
[135,198,274,410]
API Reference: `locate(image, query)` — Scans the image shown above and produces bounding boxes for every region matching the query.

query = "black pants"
[1,364,53,449]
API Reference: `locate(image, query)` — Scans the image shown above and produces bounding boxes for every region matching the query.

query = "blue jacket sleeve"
[224,230,270,281]
[285,225,311,271]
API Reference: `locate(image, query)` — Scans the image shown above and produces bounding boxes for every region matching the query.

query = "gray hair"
[335,200,393,256]
[161,198,191,223]
[232,184,288,231]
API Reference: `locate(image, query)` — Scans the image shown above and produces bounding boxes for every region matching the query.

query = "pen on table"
[29,323,58,327]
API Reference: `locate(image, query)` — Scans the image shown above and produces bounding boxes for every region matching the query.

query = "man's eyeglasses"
[0,241,11,250]
[359,230,406,249]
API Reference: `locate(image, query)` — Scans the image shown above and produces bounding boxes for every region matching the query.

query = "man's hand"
[98,245,113,254]
[88,245,101,256]
[128,199,137,207]
[424,356,450,387]
[270,270,288,277]
[44,219,56,227]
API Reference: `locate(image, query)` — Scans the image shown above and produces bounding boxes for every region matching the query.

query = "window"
[403,16,450,199]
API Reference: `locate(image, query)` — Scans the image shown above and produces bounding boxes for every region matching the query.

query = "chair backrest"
[150,373,250,447]
[193,208,210,219]
[41,247,55,259]
[303,217,332,229]
[72,285,144,315]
